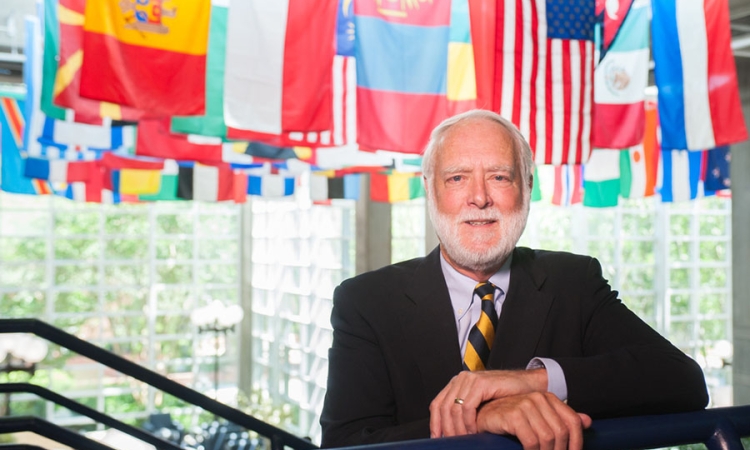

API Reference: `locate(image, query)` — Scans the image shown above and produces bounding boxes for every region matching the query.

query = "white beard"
[427,195,529,273]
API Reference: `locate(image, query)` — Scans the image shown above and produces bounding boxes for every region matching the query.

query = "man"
[320,110,708,449]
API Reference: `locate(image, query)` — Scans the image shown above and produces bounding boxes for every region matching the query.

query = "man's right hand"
[476,392,592,450]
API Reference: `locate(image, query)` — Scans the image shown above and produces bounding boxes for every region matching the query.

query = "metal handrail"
[0,318,317,450]
[330,404,750,450]
[0,416,114,450]
[0,383,182,450]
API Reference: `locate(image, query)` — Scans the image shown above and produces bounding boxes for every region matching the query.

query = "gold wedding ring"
[454,398,464,405]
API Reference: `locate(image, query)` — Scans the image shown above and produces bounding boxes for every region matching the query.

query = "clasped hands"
[429,369,592,450]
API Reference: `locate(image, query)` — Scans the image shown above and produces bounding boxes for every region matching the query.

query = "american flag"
[494,0,596,165]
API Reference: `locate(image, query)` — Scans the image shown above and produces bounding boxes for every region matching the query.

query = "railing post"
[705,419,744,450]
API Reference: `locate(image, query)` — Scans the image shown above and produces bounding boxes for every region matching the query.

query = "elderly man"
[320,110,708,449]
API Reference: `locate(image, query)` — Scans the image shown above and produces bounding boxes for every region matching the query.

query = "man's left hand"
[429,368,548,437]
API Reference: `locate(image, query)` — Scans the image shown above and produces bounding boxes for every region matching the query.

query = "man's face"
[427,118,529,276]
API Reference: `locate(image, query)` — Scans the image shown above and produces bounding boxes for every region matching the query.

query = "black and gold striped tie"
[463,282,498,371]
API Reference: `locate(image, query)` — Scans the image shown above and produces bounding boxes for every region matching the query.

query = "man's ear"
[528,174,534,191]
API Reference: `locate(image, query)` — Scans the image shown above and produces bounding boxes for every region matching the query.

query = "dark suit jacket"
[320,246,708,448]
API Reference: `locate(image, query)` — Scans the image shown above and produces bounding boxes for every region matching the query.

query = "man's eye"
[449,175,462,182]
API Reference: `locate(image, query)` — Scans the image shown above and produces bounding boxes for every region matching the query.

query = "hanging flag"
[596,0,635,60]
[171,0,230,138]
[227,55,356,148]
[370,172,425,203]
[551,165,584,206]
[138,160,180,201]
[192,163,235,202]
[38,115,131,150]
[354,0,452,154]
[583,148,620,207]
[447,0,478,116]
[494,0,596,165]
[113,168,162,195]
[23,157,96,183]
[531,166,543,202]
[135,119,223,163]
[592,0,650,149]
[310,173,361,201]
[659,148,703,202]
[41,0,68,121]
[80,0,210,116]
[62,162,118,203]
[42,0,145,124]
[703,146,730,192]
[241,141,314,162]
[652,0,747,150]
[468,0,497,110]
[223,1,337,135]
[1,93,53,195]
[247,173,296,198]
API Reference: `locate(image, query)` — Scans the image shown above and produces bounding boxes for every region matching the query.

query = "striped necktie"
[463,282,498,371]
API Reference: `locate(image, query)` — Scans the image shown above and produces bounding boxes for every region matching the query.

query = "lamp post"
[190,300,244,400]
[0,333,49,416]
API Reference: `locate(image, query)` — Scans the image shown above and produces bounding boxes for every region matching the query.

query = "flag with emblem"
[592,0,650,149]
[494,0,596,165]
[42,0,145,123]
[80,0,210,116]
[354,0,452,154]
[652,0,747,150]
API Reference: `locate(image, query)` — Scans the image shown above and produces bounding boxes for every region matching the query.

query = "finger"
[548,397,586,450]
[429,396,443,438]
[524,394,563,450]
[578,413,592,429]
[507,413,542,450]
[449,399,469,436]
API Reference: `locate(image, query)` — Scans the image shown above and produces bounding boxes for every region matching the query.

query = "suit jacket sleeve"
[320,278,430,448]
[548,255,709,417]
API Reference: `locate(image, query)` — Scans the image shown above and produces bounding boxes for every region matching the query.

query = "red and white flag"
[223,0,337,136]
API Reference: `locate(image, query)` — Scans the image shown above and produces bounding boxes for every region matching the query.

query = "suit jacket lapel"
[399,247,463,397]
[489,247,555,369]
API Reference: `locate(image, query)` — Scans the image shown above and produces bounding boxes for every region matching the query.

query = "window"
[0,192,242,427]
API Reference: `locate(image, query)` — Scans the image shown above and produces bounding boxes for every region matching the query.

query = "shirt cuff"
[526,357,568,402]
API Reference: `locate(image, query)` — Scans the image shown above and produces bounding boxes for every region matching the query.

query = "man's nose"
[469,179,492,208]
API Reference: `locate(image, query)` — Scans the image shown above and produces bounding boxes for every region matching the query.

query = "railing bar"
[0,318,317,450]
[704,419,744,450]
[0,383,183,450]
[0,416,116,450]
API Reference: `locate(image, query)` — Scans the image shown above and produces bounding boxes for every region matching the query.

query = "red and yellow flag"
[79,0,210,116]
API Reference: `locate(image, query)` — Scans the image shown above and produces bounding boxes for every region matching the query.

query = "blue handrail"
[328,405,750,450]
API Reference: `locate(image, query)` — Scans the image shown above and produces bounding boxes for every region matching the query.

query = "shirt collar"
[440,250,513,302]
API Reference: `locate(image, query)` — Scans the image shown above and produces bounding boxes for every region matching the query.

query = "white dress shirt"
[440,251,568,401]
